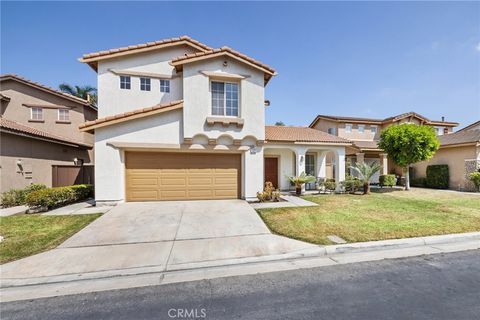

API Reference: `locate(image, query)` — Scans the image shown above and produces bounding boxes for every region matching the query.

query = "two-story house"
[0,74,97,192]
[309,112,459,183]
[79,36,352,203]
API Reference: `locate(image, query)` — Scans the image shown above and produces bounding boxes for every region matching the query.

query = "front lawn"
[0,213,101,264]
[257,189,480,245]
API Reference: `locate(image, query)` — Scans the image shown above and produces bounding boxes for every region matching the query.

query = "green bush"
[341,177,363,193]
[410,177,427,187]
[0,184,47,208]
[468,172,480,191]
[426,165,449,189]
[25,184,93,210]
[379,174,396,187]
[321,179,336,192]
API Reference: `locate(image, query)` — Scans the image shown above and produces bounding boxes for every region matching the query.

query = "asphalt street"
[2,250,480,320]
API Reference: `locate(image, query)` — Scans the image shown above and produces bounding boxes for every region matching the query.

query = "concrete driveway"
[1,200,316,284]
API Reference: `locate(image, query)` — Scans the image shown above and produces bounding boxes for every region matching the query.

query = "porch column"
[335,148,346,191]
[295,147,307,192]
[356,152,365,164]
[380,153,388,175]
[316,151,327,180]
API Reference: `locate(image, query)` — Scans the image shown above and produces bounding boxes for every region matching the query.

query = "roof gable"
[0,74,95,110]
[79,36,212,71]
[171,47,277,85]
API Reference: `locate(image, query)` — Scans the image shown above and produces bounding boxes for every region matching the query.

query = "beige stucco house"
[309,112,459,183]
[79,36,350,204]
[0,74,97,192]
[411,121,480,191]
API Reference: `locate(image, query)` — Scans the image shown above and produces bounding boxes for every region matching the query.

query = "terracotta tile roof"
[309,112,458,127]
[265,126,351,144]
[351,140,382,151]
[0,117,92,148]
[79,100,183,131]
[79,36,212,70]
[171,46,276,77]
[0,74,96,110]
[457,120,480,132]
[439,129,480,147]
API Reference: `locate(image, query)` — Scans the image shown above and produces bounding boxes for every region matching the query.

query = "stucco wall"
[97,45,197,118]
[182,57,265,141]
[264,148,295,190]
[0,133,93,192]
[94,110,183,202]
[411,145,477,190]
[0,80,95,145]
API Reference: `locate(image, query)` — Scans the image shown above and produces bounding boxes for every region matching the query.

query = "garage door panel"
[126,152,240,201]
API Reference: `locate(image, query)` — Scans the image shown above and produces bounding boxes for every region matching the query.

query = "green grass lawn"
[0,213,101,264]
[257,188,480,245]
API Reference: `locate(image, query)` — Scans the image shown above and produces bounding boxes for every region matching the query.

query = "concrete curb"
[1,232,479,290]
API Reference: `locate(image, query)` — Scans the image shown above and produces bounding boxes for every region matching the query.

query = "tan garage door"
[125,152,241,201]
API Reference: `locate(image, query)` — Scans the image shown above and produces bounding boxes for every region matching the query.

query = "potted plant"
[287,172,316,195]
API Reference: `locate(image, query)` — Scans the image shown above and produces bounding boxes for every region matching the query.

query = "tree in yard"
[350,162,382,195]
[59,83,97,106]
[274,121,285,126]
[378,124,439,190]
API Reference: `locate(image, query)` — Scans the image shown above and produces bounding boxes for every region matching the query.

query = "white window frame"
[210,80,239,117]
[58,109,70,121]
[370,125,378,134]
[120,76,131,90]
[358,124,365,133]
[160,79,170,93]
[345,123,352,133]
[140,77,151,91]
[31,107,43,120]
[327,127,336,135]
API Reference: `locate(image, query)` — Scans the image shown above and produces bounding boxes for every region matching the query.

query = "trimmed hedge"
[25,184,93,210]
[0,184,47,208]
[410,177,427,187]
[426,165,449,189]
[379,174,396,187]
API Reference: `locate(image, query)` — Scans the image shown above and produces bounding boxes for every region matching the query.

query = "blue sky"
[1,1,479,128]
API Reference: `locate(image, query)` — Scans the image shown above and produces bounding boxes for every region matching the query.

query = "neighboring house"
[0,74,97,192]
[411,121,480,191]
[79,36,350,203]
[309,112,459,183]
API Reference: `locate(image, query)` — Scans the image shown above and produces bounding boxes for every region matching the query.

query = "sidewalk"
[1,232,479,302]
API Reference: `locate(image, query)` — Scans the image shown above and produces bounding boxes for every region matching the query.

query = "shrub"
[321,179,336,192]
[0,183,47,208]
[379,174,396,188]
[341,177,363,194]
[25,184,93,210]
[468,172,480,191]
[256,182,281,202]
[410,177,427,187]
[426,165,449,189]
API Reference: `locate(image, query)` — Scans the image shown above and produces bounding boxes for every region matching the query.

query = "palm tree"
[59,83,97,106]
[288,172,316,195]
[350,162,382,195]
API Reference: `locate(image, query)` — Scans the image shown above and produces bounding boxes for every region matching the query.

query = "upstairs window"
[370,125,377,134]
[160,80,170,93]
[358,124,365,133]
[140,77,151,91]
[327,127,336,135]
[120,76,131,89]
[58,109,70,121]
[345,123,352,133]
[31,107,43,120]
[211,81,239,117]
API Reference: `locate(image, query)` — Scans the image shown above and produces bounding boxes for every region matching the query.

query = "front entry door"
[264,157,279,189]
[305,154,316,190]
